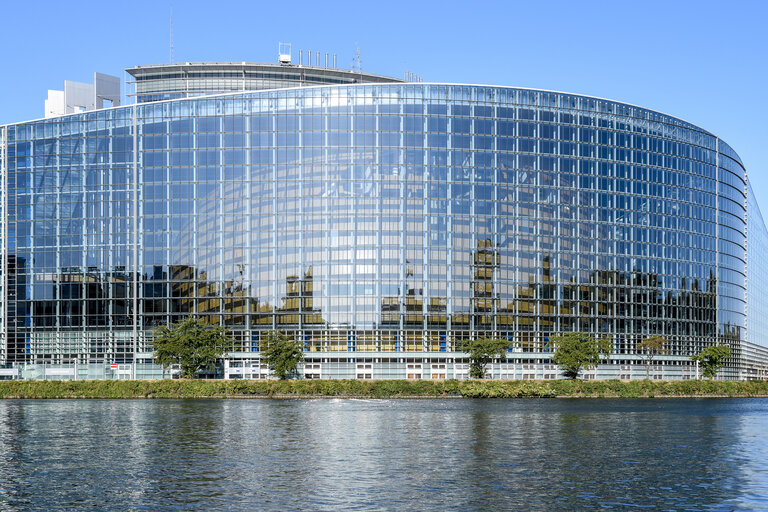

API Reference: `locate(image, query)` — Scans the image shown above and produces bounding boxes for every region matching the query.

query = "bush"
[0,378,766,399]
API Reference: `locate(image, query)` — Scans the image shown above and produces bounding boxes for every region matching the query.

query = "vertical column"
[83,121,91,360]
[492,100,499,338]
[244,107,252,334]
[422,97,429,351]
[192,105,199,317]
[54,123,62,363]
[218,105,225,327]
[398,92,405,349]
[321,90,330,351]
[271,98,278,331]
[106,114,114,351]
[715,138,720,348]
[166,107,174,329]
[349,92,356,341]
[0,126,6,364]
[446,101,453,350]
[132,105,139,378]
[374,92,382,339]
[469,99,476,336]
[322,91,330,350]
[297,96,304,335]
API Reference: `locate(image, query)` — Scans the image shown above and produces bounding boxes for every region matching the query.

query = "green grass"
[0,378,767,399]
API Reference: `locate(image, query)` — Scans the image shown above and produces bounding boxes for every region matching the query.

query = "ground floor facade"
[3,343,767,381]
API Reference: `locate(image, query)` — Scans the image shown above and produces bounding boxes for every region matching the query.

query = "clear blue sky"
[1,0,766,206]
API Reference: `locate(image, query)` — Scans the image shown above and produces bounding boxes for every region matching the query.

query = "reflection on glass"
[1,84,754,379]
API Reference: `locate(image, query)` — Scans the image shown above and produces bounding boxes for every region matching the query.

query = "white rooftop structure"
[44,72,120,118]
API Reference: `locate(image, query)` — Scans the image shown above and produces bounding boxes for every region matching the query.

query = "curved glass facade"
[747,183,768,345]
[744,181,768,378]
[0,83,755,378]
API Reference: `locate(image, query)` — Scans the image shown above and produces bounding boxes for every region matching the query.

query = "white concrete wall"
[44,89,65,118]
[44,72,120,117]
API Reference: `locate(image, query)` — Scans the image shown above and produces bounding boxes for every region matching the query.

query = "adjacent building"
[1,51,767,379]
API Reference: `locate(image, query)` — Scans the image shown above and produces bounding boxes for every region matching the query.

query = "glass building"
[1,60,767,380]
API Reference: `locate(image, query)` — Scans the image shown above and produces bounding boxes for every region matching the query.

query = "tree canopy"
[261,331,304,380]
[691,345,731,380]
[636,335,670,380]
[152,317,232,378]
[460,337,510,379]
[549,332,612,379]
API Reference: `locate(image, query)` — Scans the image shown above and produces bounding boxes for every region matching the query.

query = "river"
[0,398,765,510]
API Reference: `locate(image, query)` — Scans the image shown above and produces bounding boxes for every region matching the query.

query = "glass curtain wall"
[1,84,748,374]
[747,180,768,348]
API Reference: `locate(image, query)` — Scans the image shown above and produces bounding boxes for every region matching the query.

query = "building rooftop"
[125,61,403,103]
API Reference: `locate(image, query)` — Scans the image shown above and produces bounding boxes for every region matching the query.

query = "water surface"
[0,398,765,510]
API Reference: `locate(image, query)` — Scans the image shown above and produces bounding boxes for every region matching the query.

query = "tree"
[460,337,510,379]
[153,317,232,378]
[549,332,612,379]
[691,345,731,380]
[261,331,304,380]
[637,335,670,380]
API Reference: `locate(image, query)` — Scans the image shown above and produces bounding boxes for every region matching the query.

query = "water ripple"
[0,398,764,510]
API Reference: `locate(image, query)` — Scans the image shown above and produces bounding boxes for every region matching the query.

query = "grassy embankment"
[0,378,767,399]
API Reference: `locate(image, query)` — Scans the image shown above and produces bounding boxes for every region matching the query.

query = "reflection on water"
[0,399,765,511]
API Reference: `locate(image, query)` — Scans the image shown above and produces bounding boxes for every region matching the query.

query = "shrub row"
[0,378,767,399]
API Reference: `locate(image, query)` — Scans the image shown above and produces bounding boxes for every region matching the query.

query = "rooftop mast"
[355,44,362,73]
[169,6,174,63]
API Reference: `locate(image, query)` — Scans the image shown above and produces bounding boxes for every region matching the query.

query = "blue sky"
[1,0,766,205]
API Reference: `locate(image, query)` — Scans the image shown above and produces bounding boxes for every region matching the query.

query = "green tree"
[261,331,304,380]
[637,335,670,380]
[152,317,232,378]
[460,337,510,379]
[549,332,612,379]
[691,345,731,380]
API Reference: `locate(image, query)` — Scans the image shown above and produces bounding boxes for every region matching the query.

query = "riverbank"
[0,379,767,399]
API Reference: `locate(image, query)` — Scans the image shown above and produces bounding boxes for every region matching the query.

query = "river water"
[0,398,765,511]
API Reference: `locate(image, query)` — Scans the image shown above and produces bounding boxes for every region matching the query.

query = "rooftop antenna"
[355,44,362,73]
[169,6,174,62]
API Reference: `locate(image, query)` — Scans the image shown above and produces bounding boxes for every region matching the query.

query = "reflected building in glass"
[1,56,768,380]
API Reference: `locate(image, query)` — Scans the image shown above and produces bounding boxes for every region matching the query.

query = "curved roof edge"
[126,61,403,85]
[3,82,743,161]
